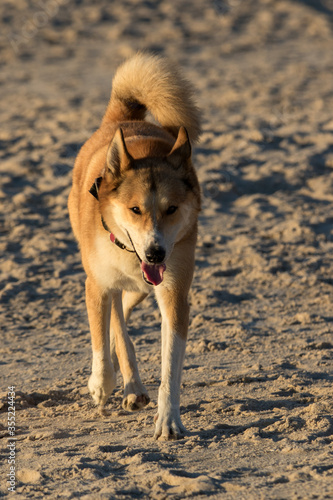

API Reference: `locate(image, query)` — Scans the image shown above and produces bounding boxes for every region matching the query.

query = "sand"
[1,0,333,498]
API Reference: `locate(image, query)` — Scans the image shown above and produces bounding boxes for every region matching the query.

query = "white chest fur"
[89,234,150,293]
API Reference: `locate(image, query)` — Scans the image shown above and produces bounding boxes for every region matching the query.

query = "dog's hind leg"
[86,277,117,409]
[111,291,150,412]
[122,291,148,323]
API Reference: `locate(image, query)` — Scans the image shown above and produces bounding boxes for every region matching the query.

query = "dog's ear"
[167,126,191,168]
[106,128,132,176]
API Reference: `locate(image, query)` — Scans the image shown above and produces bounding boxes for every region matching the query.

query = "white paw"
[122,380,150,412]
[88,365,116,407]
[153,409,187,441]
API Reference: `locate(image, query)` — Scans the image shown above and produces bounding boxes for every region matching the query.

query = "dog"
[68,53,201,440]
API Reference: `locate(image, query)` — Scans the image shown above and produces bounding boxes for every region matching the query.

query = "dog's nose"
[146,246,166,264]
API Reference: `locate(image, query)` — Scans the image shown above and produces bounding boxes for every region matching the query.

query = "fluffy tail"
[102,53,201,142]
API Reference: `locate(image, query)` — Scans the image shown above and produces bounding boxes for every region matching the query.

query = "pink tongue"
[141,262,166,286]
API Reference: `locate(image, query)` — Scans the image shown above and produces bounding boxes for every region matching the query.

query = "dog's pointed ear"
[106,128,132,176]
[167,126,191,168]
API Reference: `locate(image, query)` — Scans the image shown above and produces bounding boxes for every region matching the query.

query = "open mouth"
[141,262,166,286]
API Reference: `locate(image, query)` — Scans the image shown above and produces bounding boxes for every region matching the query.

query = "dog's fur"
[68,53,201,440]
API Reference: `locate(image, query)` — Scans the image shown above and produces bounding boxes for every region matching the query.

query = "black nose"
[146,246,166,264]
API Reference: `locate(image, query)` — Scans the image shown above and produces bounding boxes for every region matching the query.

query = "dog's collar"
[101,216,135,254]
[110,232,132,251]
[101,216,134,254]
[89,177,135,254]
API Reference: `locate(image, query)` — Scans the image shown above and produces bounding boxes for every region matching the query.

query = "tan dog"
[68,53,201,440]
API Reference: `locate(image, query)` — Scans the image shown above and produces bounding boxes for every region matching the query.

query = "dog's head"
[97,127,201,286]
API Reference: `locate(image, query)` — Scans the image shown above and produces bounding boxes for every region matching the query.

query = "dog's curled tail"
[103,53,201,142]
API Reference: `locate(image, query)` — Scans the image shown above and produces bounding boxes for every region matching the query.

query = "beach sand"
[1,0,333,497]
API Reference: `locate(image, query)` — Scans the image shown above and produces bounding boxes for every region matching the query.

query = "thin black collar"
[101,216,136,254]
[89,177,135,254]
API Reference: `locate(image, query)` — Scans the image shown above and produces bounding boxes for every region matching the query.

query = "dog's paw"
[122,381,150,412]
[88,368,117,407]
[153,411,187,441]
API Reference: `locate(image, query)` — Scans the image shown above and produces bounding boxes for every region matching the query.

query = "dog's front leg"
[86,277,116,408]
[154,288,189,440]
[111,291,150,411]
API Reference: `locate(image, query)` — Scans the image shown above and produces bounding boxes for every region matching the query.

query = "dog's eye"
[131,207,141,215]
[166,206,177,215]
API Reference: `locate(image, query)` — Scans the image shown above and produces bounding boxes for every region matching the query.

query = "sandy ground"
[1,0,333,498]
